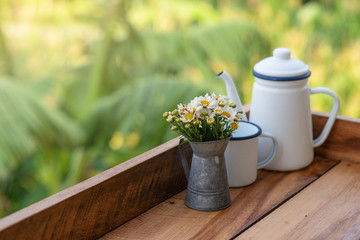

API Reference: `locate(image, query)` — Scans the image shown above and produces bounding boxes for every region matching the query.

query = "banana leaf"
[0,78,84,179]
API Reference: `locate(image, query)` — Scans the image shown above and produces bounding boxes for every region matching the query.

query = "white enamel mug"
[225,121,277,187]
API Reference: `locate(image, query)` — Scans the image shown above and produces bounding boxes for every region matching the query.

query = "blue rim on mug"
[230,121,262,141]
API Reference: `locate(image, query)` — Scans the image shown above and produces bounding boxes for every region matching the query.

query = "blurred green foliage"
[0,0,359,217]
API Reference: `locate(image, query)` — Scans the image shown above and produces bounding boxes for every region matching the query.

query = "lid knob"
[273,48,291,60]
[253,47,310,80]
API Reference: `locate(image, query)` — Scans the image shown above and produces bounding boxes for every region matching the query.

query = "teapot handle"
[178,137,190,180]
[310,87,340,147]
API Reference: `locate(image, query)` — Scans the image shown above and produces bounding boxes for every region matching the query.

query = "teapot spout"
[216,71,247,121]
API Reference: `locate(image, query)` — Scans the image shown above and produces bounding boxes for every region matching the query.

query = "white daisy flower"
[177,103,189,113]
[195,107,214,120]
[180,111,195,122]
[179,105,197,123]
[221,105,238,121]
[191,93,217,109]
[214,106,223,116]
[213,94,230,107]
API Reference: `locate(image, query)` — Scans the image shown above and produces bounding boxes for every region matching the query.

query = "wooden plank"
[0,137,192,240]
[100,156,338,240]
[236,161,360,240]
[313,112,360,163]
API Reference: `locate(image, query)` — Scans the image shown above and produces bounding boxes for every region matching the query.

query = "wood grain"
[0,137,191,240]
[236,161,360,240]
[100,156,338,240]
[313,112,360,163]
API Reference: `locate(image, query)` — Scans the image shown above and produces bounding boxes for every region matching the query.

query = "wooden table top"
[100,157,360,239]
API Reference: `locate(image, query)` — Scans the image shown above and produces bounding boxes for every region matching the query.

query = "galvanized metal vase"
[179,137,231,211]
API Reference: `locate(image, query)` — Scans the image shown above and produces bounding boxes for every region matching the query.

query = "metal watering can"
[178,137,231,211]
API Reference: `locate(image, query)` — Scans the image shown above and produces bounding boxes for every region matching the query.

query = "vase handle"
[178,137,190,180]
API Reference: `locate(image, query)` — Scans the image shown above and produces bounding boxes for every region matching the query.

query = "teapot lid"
[253,48,311,81]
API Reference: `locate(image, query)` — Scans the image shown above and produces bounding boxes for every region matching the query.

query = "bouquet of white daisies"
[163,92,243,142]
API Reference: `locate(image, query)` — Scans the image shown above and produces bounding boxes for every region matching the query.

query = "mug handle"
[178,137,190,180]
[257,132,277,169]
[310,87,340,148]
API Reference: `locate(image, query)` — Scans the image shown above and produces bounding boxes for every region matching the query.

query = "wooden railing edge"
[0,137,191,240]
[0,137,179,222]
[313,111,360,163]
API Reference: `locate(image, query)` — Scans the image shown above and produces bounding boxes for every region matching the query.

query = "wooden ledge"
[0,137,192,240]
[313,112,360,163]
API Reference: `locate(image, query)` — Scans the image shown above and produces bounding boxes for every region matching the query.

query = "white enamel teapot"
[249,47,340,171]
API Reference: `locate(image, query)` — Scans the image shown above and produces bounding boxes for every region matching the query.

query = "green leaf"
[0,78,84,179]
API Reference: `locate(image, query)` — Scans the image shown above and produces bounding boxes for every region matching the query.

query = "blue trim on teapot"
[252,70,311,81]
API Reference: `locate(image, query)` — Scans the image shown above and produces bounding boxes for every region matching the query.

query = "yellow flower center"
[215,109,223,116]
[192,119,200,126]
[230,122,238,130]
[200,100,210,106]
[185,113,194,121]
[223,112,231,118]
[207,117,215,125]
[218,100,226,107]
[167,116,174,123]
